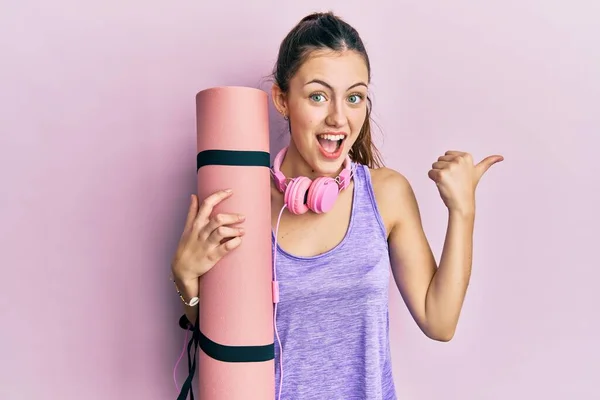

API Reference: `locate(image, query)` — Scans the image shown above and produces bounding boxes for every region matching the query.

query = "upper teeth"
[319,134,345,141]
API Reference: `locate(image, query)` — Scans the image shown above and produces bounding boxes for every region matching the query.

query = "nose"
[325,99,347,128]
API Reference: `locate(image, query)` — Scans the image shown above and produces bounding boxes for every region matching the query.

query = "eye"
[347,94,364,104]
[309,93,326,103]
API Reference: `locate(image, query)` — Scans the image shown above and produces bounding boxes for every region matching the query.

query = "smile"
[316,132,347,159]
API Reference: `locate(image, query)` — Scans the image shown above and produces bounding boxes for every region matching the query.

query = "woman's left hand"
[428,150,504,214]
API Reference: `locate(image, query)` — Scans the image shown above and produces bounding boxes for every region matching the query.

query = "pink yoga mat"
[195,86,274,399]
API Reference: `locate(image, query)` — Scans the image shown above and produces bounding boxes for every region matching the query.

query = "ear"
[271,83,288,117]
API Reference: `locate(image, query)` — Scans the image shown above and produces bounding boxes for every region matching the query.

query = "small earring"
[283,114,289,121]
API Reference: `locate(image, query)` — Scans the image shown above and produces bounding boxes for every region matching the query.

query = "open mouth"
[316,133,346,159]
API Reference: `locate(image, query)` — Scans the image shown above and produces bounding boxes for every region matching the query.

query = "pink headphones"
[271,146,353,215]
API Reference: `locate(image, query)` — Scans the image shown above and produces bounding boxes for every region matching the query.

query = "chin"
[310,140,351,176]
[309,161,343,177]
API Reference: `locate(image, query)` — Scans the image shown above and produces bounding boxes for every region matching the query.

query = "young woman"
[171,11,503,399]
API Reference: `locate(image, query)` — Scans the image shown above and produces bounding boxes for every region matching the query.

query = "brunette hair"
[272,11,384,168]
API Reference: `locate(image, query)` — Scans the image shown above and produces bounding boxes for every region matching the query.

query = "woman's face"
[273,49,369,177]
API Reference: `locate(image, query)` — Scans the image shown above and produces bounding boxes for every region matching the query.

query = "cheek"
[293,106,322,132]
[349,108,367,134]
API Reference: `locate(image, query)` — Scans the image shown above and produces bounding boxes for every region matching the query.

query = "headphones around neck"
[271,146,353,215]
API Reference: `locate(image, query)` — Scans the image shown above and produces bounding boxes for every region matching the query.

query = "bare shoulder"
[368,167,419,237]
[369,166,411,190]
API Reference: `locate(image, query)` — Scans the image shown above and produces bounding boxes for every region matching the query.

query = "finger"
[445,150,466,156]
[437,155,458,162]
[206,225,245,246]
[475,155,504,178]
[183,194,199,233]
[200,212,246,240]
[211,236,243,260]
[428,169,442,184]
[194,189,234,228]
[431,161,452,170]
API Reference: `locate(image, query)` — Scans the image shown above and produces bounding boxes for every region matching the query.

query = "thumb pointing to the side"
[475,155,504,180]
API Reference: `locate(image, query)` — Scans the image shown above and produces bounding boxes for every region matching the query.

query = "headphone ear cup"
[307,177,339,214]
[284,176,312,215]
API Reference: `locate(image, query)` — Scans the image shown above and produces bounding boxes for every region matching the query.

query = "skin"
[171,49,503,342]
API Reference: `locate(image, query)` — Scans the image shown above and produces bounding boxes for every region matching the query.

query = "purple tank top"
[271,163,397,399]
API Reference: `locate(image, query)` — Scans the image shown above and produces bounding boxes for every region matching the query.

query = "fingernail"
[225,189,233,193]
[238,228,245,234]
[239,214,245,221]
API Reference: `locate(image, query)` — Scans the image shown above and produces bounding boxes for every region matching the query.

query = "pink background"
[1,1,598,399]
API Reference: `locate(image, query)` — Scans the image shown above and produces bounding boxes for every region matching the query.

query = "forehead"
[293,49,369,89]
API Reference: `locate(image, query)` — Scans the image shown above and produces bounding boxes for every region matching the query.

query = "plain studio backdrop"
[1,1,598,399]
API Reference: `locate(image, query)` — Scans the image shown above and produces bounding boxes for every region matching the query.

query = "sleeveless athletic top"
[272,163,397,400]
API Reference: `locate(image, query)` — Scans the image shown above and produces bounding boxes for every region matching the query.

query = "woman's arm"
[386,175,474,341]
[377,151,502,341]
[170,190,246,329]
[172,272,200,327]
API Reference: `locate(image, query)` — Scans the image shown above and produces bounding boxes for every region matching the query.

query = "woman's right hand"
[171,189,245,288]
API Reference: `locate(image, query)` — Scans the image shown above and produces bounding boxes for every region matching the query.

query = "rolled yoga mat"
[195,86,275,399]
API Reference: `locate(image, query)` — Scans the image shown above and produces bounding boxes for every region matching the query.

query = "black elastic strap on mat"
[197,149,270,171]
[198,330,274,363]
[175,314,275,400]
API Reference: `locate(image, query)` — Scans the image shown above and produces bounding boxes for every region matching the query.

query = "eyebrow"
[304,79,368,91]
